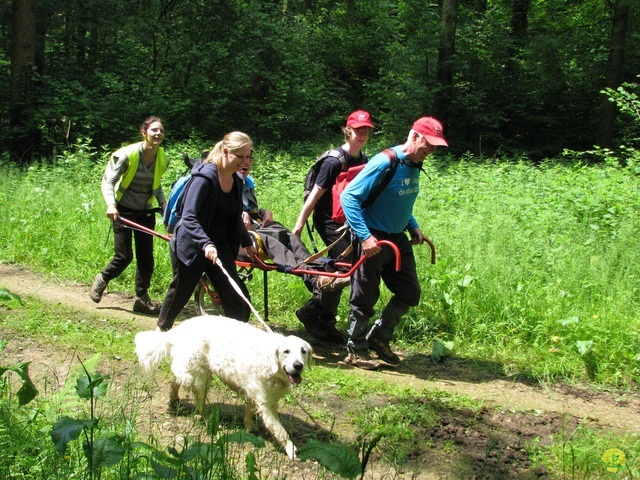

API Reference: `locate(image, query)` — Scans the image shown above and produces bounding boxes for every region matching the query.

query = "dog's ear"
[304,342,314,369]
[271,346,283,376]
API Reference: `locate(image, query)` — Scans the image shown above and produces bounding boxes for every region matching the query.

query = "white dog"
[134,315,313,460]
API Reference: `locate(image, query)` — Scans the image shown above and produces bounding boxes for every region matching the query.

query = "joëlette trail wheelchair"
[119,217,435,320]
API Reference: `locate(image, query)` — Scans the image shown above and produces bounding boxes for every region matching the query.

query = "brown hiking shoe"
[90,273,108,303]
[318,275,350,292]
[133,294,161,315]
[343,351,381,370]
[367,335,401,365]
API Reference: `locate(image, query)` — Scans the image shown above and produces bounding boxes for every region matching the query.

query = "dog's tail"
[134,330,171,374]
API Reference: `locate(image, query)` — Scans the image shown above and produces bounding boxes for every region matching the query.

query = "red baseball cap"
[412,117,448,146]
[346,110,375,129]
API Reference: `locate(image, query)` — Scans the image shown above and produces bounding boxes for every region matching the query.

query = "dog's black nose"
[293,361,303,372]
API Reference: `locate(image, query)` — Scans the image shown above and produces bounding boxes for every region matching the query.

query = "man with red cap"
[293,110,375,343]
[340,116,448,369]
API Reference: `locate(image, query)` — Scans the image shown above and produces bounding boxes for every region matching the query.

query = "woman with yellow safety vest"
[90,116,168,314]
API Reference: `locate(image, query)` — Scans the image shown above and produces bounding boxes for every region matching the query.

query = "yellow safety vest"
[114,143,168,208]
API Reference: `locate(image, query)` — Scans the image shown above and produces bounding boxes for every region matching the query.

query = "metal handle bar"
[239,239,402,277]
[120,218,435,274]
[120,217,171,242]
[425,237,436,264]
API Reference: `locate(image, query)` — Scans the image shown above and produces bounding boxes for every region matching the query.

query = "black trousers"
[310,217,354,315]
[255,224,322,292]
[101,209,156,298]
[346,231,421,350]
[157,243,250,331]
[350,231,421,320]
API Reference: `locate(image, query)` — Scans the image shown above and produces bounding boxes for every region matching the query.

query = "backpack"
[163,152,197,233]
[163,172,194,233]
[331,148,398,224]
[303,148,346,202]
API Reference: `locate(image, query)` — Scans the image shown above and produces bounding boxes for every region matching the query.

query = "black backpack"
[303,147,347,202]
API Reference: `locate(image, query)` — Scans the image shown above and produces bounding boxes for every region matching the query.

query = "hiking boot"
[367,334,401,365]
[90,273,108,303]
[324,324,345,344]
[315,310,345,344]
[296,306,328,340]
[318,275,350,292]
[343,351,381,371]
[133,294,161,315]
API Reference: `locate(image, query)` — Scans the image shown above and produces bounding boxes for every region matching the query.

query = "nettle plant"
[47,363,366,479]
[51,362,379,480]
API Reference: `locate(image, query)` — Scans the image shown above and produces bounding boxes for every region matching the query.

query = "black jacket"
[172,162,252,266]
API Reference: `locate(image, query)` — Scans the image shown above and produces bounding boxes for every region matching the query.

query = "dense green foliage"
[1,140,639,389]
[2,0,639,161]
[2,298,639,478]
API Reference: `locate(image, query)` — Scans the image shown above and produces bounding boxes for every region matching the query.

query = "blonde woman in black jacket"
[157,132,257,331]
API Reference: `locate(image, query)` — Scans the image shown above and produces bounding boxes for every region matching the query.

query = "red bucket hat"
[346,110,375,129]
[412,117,448,146]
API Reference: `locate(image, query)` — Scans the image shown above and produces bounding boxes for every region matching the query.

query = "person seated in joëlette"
[239,153,345,297]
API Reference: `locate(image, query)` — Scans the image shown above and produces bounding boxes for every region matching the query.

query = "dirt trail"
[2,262,638,437]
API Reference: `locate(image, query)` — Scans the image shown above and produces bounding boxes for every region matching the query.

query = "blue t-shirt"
[341,146,420,241]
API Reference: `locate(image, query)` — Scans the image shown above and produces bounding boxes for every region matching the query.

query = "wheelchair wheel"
[194,275,224,316]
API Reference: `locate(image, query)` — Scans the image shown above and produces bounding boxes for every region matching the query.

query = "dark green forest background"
[3,0,639,163]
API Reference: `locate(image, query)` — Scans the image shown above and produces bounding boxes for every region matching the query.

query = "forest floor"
[1,263,638,479]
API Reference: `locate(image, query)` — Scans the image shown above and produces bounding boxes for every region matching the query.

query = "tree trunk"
[508,0,530,60]
[434,0,459,126]
[596,0,630,148]
[502,0,531,144]
[10,0,38,164]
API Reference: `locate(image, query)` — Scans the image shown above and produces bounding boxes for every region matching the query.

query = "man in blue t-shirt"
[340,117,448,370]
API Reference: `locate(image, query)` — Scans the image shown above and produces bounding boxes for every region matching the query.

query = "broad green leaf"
[431,340,454,363]
[130,441,158,452]
[439,292,452,310]
[297,439,361,479]
[151,458,179,479]
[217,431,265,449]
[0,362,39,405]
[576,340,593,355]
[50,417,96,456]
[206,407,221,436]
[180,442,214,462]
[558,316,579,326]
[76,372,109,399]
[457,275,475,291]
[0,288,23,305]
[246,452,259,480]
[84,436,124,470]
[196,442,223,463]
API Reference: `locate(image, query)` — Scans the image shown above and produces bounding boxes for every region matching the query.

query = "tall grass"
[1,140,639,388]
